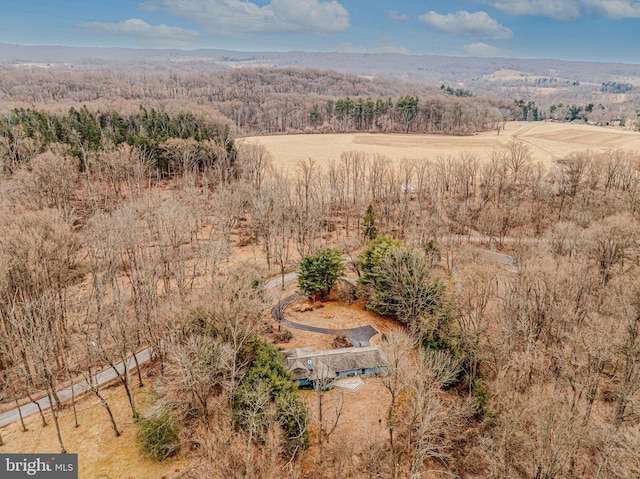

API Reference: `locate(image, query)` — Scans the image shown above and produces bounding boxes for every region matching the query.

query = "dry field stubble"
[241,121,640,169]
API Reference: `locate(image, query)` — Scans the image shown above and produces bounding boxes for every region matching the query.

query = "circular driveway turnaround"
[3,251,517,427]
[270,279,379,347]
[278,317,378,348]
[341,325,378,347]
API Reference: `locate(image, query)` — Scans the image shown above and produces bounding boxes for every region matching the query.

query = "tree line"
[0,67,521,135]
[307,93,508,134]
[0,106,236,179]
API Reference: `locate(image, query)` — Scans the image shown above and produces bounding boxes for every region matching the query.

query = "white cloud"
[461,42,509,56]
[77,18,200,46]
[483,0,640,20]
[581,0,640,18]
[339,39,410,54]
[419,10,512,40]
[387,10,409,21]
[139,0,350,35]
[482,0,582,20]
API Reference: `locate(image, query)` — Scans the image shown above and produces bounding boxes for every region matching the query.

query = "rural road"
[0,349,152,427]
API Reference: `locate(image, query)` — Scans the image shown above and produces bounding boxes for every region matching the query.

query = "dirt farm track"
[241,121,640,169]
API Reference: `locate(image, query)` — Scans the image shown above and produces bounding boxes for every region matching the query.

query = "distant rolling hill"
[2,43,640,88]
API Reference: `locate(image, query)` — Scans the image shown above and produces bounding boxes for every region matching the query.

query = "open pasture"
[241,121,640,169]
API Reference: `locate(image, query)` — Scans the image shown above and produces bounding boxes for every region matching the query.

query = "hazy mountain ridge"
[2,43,640,87]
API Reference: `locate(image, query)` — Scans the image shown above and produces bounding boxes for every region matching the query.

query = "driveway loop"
[272,279,378,347]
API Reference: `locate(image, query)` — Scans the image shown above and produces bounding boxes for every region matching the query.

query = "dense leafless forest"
[0,67,518,135]
[1,67,635,136]
[1,67,640,478]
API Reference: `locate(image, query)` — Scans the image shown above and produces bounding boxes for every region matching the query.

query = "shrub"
[273,328,293,343]
[136,408,181,461]
[333,334,353,348]
[473,379,489,418]
[234,340,308,453]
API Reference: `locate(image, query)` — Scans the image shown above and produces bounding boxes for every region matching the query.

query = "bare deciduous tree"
[160,334,233,426]
[380,329,415,479]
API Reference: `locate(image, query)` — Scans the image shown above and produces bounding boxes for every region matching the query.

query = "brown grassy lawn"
[0,383,191,479]
[298,378,389,469]
[241,121,640,170]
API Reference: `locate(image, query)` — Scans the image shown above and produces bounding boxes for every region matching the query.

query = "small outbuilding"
[281,346,388,388]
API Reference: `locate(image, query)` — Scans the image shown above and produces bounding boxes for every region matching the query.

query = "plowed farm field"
[241,121,640,170]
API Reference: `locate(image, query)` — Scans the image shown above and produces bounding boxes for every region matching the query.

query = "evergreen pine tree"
[363,204,378,242]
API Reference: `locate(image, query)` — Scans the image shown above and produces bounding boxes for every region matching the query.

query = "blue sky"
[1,0,639,63]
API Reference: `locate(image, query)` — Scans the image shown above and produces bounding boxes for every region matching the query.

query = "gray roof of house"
[281,346,388,381]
